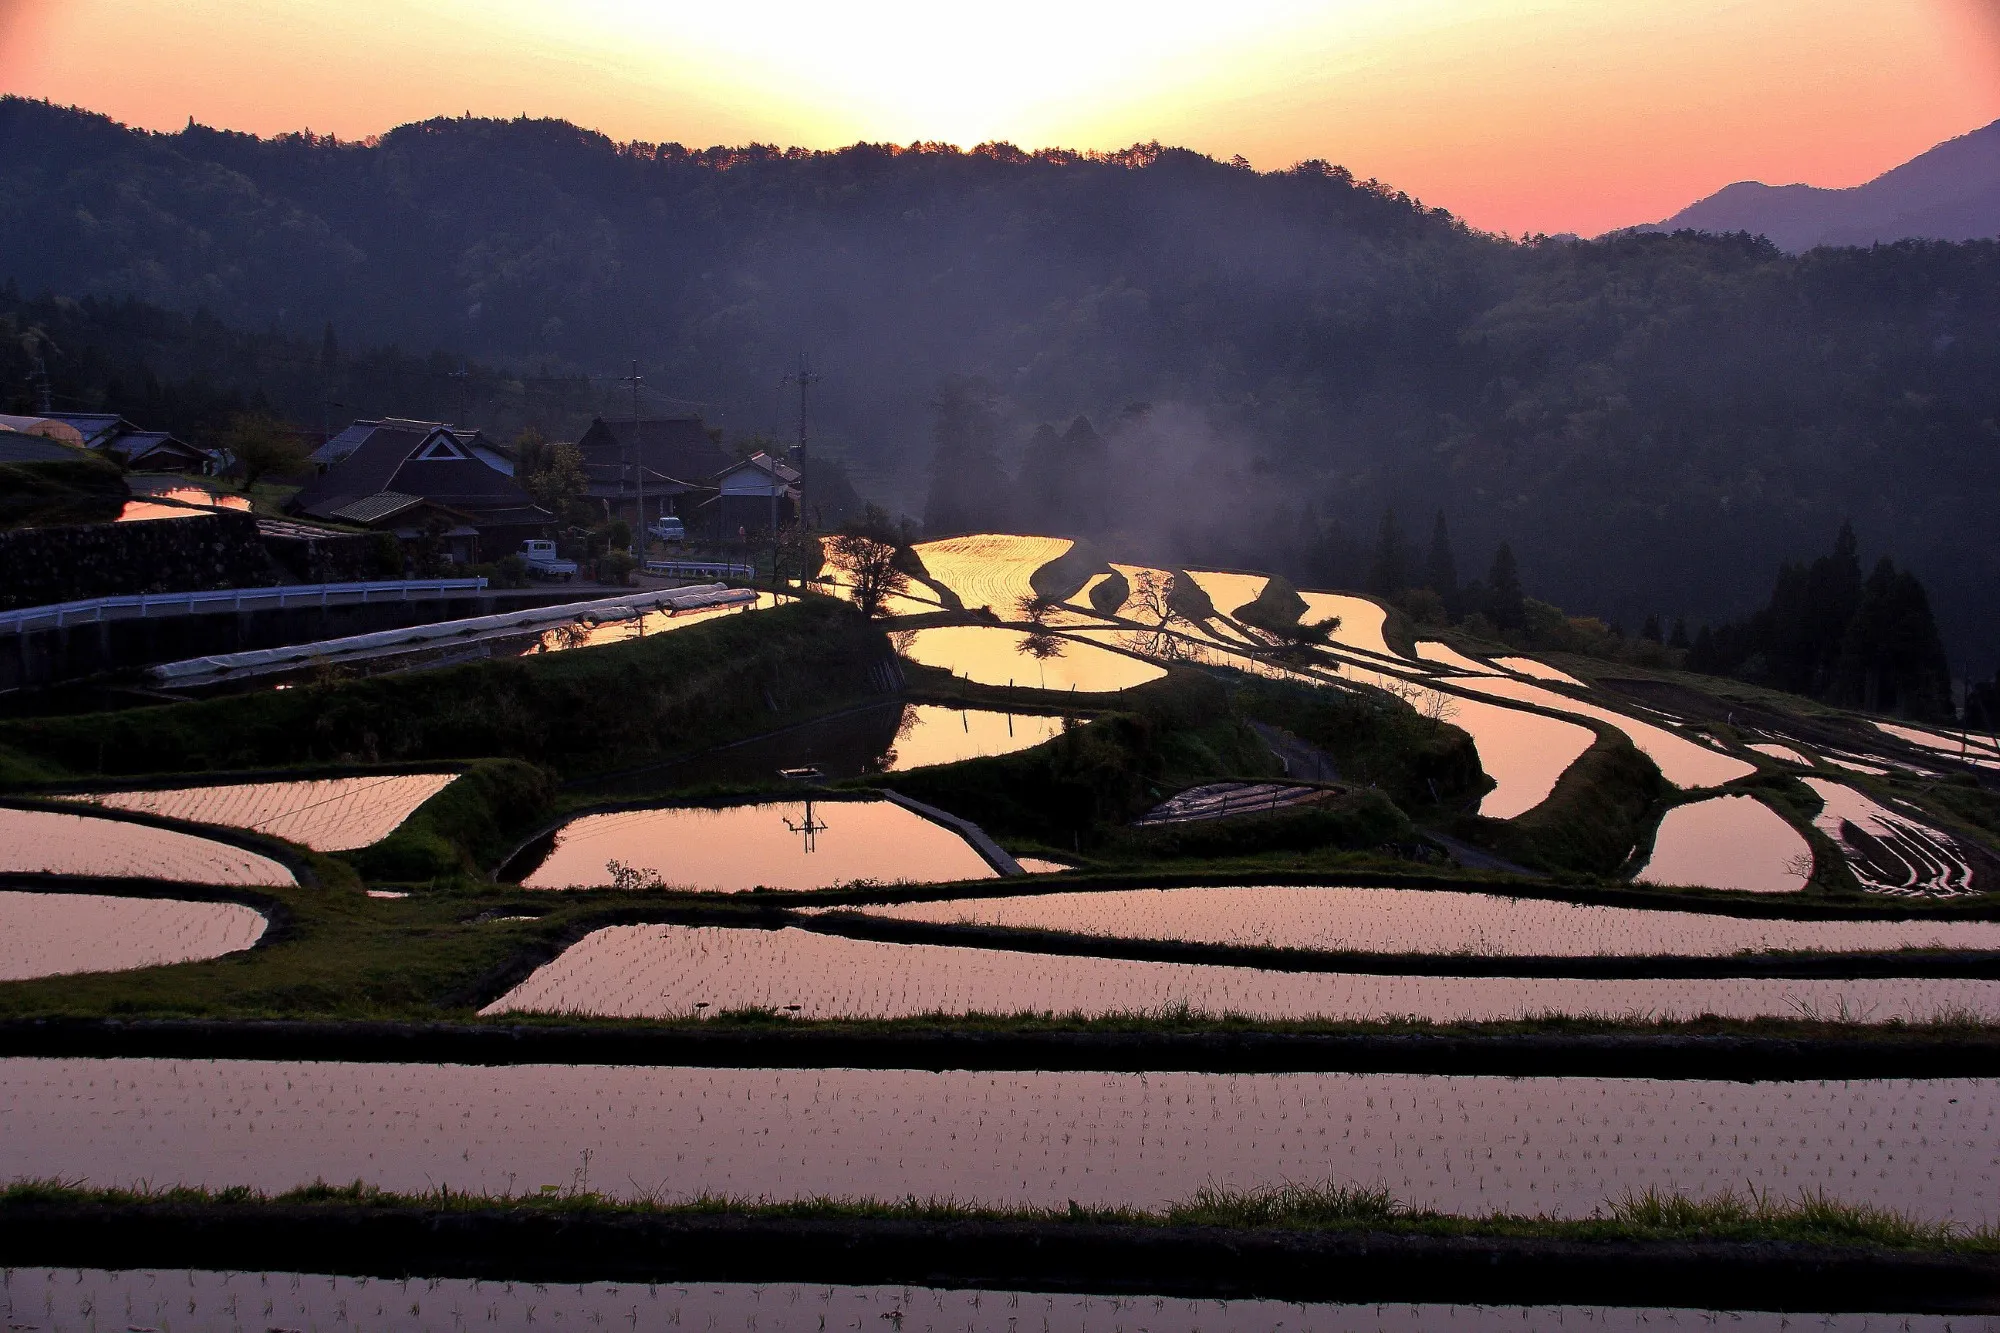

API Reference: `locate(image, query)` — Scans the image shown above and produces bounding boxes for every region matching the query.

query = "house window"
[417,437,468,460]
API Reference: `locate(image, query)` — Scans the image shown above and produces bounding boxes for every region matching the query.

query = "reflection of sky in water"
[10,1059,1997,1223]
[0,807,296,885]
[524,593,779,654]
[0,890,266,980]
[898,625,1165,691]
[522,798,997,890]
[62,773,456,851]
[912,533,1072,612]
[882,704,1069,770]
[17,1275,1976,1333]
[1457,675,1755,789]
[495,923,2000,1029]
[839,884,2000,955]
[1633,794,1812,894]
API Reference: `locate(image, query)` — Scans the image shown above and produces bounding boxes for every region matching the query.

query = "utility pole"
[622,360,645,556]
[779,354,821,530]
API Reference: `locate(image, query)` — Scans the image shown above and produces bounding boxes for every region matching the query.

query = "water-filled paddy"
[1749,741,1813,766]
[1493,656,1586,686]
[1805,778,1978,897]
[1296,592,1393,657]
[1633,795,1812,894]
[518,592,780,654]
[1,1274,1979,1333]
[517,800,998,891]
[62,773,457,851]
[1441,695,1597,819]
[1412,641,1494,674]
[912,534,1072,612]
[1875,720,2000,760]
[897,625,1167,691]
[1182,569,1269,619]
[1456,677,1756,789]
[880,704,1069,770]
[4,1059,1993,1222]
[0,807,295,885]
[0,890,266,979]
[113,499,206,522]
[486,924,2000,1022]
[828,884,2000,957]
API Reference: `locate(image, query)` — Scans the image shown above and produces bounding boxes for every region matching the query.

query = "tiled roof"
[325,491,428,525]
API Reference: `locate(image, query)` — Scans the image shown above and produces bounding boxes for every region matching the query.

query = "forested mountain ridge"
[4,96,1999,670]
[1642,118,2000,252]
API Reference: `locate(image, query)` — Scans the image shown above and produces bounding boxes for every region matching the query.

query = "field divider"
[4,1017,2000,1076]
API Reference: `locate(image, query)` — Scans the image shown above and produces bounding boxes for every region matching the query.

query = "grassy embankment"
[2,1178,1990,1257]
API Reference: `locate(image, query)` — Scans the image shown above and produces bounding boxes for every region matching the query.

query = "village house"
[0,413,213,472]
[313,418,515,476]
[572,416,735,533]
[704,451,801,536]
[288,419,549,561]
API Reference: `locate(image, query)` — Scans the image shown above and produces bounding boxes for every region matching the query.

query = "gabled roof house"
[288,421,549,559]
[573,416,736,528]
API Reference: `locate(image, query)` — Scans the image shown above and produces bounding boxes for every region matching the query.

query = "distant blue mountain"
[1631,118,2000,252]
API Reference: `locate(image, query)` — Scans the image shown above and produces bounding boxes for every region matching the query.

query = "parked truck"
[519,539,578,581]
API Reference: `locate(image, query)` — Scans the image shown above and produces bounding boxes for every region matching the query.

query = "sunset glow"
[3,0,1999,234]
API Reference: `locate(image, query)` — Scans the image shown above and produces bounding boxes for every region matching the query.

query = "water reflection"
[59,773,457,851]
[1633,795,1813,893]
[912,533,1072,612]
[898,625,1166,691]
[518,799,999,891]
[0,890,266,980]
[8,1274,1968,1333]
[1457,676,1756,789]
[0,807,296,885]
[492,923,2000,1025]
[8,1059,1994,1222]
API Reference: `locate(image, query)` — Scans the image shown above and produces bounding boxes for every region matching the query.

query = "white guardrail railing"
[0,579,490,634]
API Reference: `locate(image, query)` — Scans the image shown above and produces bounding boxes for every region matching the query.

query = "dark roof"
[290,424,549,527]
[40,412,132,449]
[719,451,803,484]
[120,432,208,466]
[0,430,84,464]
[326,491,428,525]
[576,417,734,486]
[312,418,510,475]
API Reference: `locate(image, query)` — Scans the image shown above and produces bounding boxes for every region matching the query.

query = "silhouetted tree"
[1487,542,1525,630]
[923,376,1010,536]
[1834,556,1952,717]
[1367,508,1408,596]
[1422,510,1457,602]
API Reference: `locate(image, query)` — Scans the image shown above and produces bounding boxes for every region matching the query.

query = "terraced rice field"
[113,499,205,522]
[527,592,781,654]
[518,799,997,891]
[1133,783,1329,825]
[1876,720,2000,761]
[1412,641,1495,674]
[1493,657,1586,686]
[897,625,1167,691]
[1297,592,1394,657]
[5,1059,1993,1223]
[823,884,2000,956]
[1456,677,1756,788]
[62,773,458,851]
[0,807,296,885]
[912,534,1073,612]
[0,1274,1977,1333]
[0,890,267,980]
[1804,778,1979,897]
[1438,695,1598,819]
[816,546,944,616]
[880,705,1071,770]
[1182,569,1269,619]
[1749,741,1813,766]
[1633,795,1813,894]
[486,924,2000,1023]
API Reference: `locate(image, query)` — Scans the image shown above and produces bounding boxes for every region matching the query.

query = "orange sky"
[3,0,1998,235]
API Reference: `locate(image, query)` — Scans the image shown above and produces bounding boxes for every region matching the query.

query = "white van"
[647,515,687,544]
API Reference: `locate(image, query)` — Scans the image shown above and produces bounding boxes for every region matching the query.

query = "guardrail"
[646,559,757,580]
[0,578,491,634]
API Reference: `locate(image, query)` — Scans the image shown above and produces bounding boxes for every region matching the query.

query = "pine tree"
[923,376,1011,535]
[1423,510,1457,600]
[1487,541,1525,630]
[1835,556,1952,718]
[1367,508,1408,596]
[1668,617,1691,651]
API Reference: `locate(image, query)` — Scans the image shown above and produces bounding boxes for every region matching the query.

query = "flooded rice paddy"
[61,773,458,851]
[0,890,266,980]
[1493,657,1586,686]
[880,704,1069,770]
[825,884,2000,957]
[1412,641,1495,674]
[1633,795,1813,894]
[127,478,254,511]
[518,592,780,655]
[1876,720,2000,761]
[517,800,998,891]
[1804,778,1979,898]
[1182,569,1269,619]
[486,924,2000,1023]
[1748,741,1814,766]
[1441,695,1598,819]
[4,1059,1994,1223]
[897,625,1167,691]
[0,807,295,885]
[1456,677,1756,789]
[113,499,208,522]
[1296,592,1393,657]
[3,1275,1986,1333]
[1134,782,1330,825]
[912,534,1073,612]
